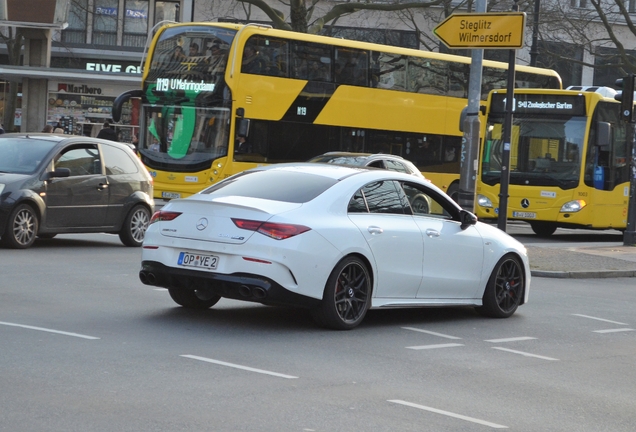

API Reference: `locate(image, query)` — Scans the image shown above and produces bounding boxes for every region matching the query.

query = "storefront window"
[123,0,148,47]
[93,0,118,46]
[155,1,179,25]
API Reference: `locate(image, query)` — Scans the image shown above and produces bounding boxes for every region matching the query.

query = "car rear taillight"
[150,210,182,224]
[232,218,311,240]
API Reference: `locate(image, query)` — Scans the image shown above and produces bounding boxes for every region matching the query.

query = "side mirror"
[43,167,70,181]
[459,209,478,229]
[237,118,250,138]
[596,121,611,151]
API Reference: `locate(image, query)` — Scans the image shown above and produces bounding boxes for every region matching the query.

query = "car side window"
[384,159,409,174]
[401,182,458,219]
[101,144,139,175]
[366,160,385,169]
[349,180,409,215]
[55,145,101,176]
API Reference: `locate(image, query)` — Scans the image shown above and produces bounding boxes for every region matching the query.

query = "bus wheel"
[530,222,557,237]
[447,183,459,203]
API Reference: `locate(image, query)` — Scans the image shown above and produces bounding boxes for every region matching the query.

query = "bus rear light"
[560,200,587,213]
[232,218,311,240]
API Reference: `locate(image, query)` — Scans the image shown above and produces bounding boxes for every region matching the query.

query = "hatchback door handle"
[425,229,440,238]
[367,226,383,235]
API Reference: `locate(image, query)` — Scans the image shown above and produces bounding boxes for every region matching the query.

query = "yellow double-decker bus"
[476,87,632,235]
[113,22,561,201]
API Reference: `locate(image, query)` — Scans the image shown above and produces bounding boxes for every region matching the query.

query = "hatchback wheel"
[168,288,221,309]
[476,254,524,318]
[311,256,371,330]
[1,204,38,249]
[119,205,150,247]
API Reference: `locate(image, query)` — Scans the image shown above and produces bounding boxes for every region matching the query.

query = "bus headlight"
[560,200,586,213]
[477,194,493,208]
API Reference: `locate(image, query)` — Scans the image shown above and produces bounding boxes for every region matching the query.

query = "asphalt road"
[1,233,635,431]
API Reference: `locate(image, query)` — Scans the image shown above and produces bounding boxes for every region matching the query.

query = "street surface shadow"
[143,302,488,333]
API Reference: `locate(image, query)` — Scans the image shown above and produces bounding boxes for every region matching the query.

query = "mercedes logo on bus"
[196,218,209,231]
[521,199,530,209]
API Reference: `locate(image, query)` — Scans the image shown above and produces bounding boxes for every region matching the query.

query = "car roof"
[254,162,369,181]
[311,152,407,161]
[0,133,134,151]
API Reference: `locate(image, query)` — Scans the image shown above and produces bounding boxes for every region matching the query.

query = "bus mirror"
[596,121,611,150]
[237,118,250,137]
[112,89,143,123]
[459,106,468,132]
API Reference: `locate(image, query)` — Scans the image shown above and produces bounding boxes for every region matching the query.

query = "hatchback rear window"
[201,170,338,203]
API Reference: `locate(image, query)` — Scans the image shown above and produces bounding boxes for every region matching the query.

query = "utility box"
[0,0,70,27]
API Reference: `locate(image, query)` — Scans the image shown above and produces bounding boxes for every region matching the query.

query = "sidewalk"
[528,244,636,278]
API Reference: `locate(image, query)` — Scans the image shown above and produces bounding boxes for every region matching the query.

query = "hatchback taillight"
[150,210,182,224]
[232,218,310,240]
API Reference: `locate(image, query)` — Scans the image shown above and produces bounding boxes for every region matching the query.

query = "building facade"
[2,0,636,133]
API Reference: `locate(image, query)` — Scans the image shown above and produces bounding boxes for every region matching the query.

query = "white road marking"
[406,343,464,350]
[0,321,100,340]
[388,399,508,429]
[402,327,462,339]
[572,314,628,325]
[180,355,298,379]
[593,328,635,334]
[492,347,558,361]
[485,337,537,343]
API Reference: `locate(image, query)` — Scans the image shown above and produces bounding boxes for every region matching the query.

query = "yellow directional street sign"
[434,12,526,49]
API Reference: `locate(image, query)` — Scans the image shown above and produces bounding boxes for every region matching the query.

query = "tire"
[447,182,459,203]
[410,195,430,215]
[530,222,557,237]
[119,204,150,247]
[168,288,221,309]
[1,204,39,249]
[476,254,524,318]
[311,256,371,330]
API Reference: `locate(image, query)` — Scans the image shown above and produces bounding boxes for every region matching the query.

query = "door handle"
[98,183,109,191]
[367,226,384,235]
[425,229,440,238]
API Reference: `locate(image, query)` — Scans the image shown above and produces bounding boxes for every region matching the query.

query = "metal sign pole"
[496,49,516,232]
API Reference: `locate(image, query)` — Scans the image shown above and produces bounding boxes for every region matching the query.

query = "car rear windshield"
[0,138,57,174]
[201,170,338,203]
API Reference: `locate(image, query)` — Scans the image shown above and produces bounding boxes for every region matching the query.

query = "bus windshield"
[139,25,236,172]
[139,105,230,172]
[146,25,236,91]
[481,114,586,190]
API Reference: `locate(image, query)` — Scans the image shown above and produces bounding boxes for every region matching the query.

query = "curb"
[531,270,636,279]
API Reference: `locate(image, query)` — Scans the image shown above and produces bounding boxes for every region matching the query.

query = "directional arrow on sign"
[434,12,526,49]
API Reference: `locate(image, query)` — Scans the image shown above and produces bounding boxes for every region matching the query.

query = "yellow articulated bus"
[113,22,561,201]
[476,87,632,235]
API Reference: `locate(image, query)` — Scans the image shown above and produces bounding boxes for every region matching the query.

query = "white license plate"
[162,191,181,199]
[178,252,219,270]
[512,211,536,219]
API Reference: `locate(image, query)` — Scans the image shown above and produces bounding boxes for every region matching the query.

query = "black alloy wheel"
[477,254,524,318]
[311,256,371,330]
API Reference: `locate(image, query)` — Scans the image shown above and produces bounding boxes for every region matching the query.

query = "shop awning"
[0,65,141,85]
